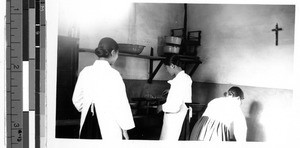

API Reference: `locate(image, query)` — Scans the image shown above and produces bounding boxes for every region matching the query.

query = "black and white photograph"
[4,0,297,147]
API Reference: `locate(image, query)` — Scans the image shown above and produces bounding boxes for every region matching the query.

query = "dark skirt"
[190,116,232,141]
[79,104,102,139]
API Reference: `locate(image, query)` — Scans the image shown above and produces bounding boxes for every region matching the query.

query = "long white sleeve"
[72,69,86,112]
[162,86,183,113]
[114,74,135,130]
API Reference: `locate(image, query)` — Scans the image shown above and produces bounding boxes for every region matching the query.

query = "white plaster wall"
[70,3,184,80]
[187,4,295,142]
[188,4,295,89]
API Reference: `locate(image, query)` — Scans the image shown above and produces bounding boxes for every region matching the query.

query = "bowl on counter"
[163,45,180,54]
[165,36,182,45]
[118,43,145,55]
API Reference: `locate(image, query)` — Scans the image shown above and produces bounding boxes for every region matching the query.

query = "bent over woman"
[190,86,247,141]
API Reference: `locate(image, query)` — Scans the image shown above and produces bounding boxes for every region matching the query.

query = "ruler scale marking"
[6,0,23,148]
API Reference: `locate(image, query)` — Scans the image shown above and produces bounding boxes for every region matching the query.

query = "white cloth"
[202,96,247,141]
[72,60,135,140]
[160,71,192,140]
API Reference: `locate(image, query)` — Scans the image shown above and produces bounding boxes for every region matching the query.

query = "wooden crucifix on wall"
[271,23,283,46]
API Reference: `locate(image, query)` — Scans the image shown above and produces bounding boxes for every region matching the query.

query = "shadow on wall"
[246,101,265,142]
[192,82,228,104]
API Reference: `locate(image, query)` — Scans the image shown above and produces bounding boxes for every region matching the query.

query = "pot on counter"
[163,45,180,54]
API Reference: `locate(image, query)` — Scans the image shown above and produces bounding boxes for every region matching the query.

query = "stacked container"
[163,36,182,54]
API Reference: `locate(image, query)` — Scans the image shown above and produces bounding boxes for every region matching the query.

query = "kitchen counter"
[129,97,207,140]
[130,97,166,118]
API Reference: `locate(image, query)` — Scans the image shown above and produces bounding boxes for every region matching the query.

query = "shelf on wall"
[79,47,202,83]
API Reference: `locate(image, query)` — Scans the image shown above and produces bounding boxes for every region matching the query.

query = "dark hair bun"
[95,47,109,57]
[95,37,119,58]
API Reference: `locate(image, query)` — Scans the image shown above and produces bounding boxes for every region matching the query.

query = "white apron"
[160,104,188,140]
[160,71,192,140]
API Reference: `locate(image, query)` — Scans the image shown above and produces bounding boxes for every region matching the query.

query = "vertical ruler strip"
[40,0,46,147]
[22,1,29,148]
[6,0,11,145]
[28,0,36,148]
[0,1,6,147]
[22,112,28,148]
[29,111,35,148]
[1,1,6,148]
[6,0,23,148]
[29,0,35,111]
[23,0,29,62]
[35,0,41,147]
[22,62,29,148]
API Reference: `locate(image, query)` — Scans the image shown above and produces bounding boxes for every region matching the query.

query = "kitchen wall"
[186,4,295,142]
[188,4,294,89]
[76,4,294,89]
[77,3,184,80]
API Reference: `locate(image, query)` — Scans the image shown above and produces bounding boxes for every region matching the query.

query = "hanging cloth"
[79,104,102,139]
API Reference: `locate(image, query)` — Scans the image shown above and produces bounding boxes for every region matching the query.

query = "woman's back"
[190,87,247,141]
[203,97,242,127]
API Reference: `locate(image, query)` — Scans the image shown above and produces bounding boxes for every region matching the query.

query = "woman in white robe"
[72,37,135,140]
[157,54,192,140]
[190,86,247,141]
